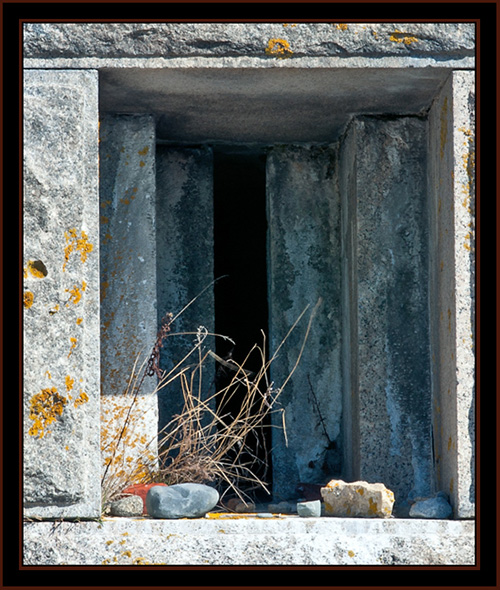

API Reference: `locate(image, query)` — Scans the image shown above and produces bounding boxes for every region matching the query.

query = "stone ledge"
[23,55,475,70]
[23,517,475,566]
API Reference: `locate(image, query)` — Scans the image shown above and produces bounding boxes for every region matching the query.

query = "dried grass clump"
[101,295,320,509]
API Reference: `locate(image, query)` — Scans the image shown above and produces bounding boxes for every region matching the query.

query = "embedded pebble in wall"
[297,500,322,517]
[109,494,144,517]
[146,483,219,519]
[409,492,453,519]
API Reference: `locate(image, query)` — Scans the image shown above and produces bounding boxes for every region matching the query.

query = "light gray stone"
[110,495,144,517]
[321,479,395,518]
[23,69,101,519]
[297,500,321,518]
[146,483,219,519]
[23,518,475,565]
[23,23,474,61]
[409,495,453,519]
[267,145,342,500]
[428,71,475,518]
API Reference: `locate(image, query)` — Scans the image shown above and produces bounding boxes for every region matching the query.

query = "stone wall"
[23,24,475,534]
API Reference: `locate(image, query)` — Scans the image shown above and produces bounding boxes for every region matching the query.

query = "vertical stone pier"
[23,70,101,518]
[155,147,215,434]
[99,115,159,493]
[340,117,432,512]
[267,146,342,500]
[428,71,475,518]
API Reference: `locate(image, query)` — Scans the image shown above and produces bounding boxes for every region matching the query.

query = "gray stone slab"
[155,147,215,432]
[23,69,101,518]
[267,145,342,500]
[99,114,157,398]
[23,23,474,61]
[99,114,159,490]
[428,72,475,518]
[340,116,432,513]
[23,518,475,565]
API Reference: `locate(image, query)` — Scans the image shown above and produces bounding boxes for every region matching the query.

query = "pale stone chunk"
[321,479,395,518]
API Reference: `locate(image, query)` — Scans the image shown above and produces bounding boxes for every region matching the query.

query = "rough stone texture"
[155,147,215,433]
[23,23,474,61]
[267,145,342,500]
[109,495,144,517]
[23,518,475,565]
[146,484,219,519]
[297,500,321,518]
[122,482,168,514]
[339,116,433,514]
[409,494,453,519]
[428,72,475,519]
[99,114,159,485]
[321,480,395,518]
[23,70,101,518]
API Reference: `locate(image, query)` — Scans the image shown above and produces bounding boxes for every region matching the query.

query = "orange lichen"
[24,291,34,309]
[334,23,348,30]
[65,375,75,392]
[265,38,293,58]
[74,391,89,408]
[68,337,78,358]
[65,281,87,306]
[389,29,418,45]
[26,260,48,278]
[28,387,67,438]
[63,228,94,271]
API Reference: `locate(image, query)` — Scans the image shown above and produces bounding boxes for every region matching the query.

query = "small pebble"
[297,500,321,517]
[109,495,144,517]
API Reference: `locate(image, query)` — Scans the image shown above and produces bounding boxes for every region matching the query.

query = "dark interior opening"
[213,147,271,501]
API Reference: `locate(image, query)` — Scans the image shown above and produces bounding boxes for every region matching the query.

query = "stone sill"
[23,516,475,566]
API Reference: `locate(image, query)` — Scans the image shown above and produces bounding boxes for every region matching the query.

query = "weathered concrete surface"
[339,116,432,514]
[267,145,342,500]
[99,115,159,491]
[23,517,475,565]
[23,23,474,61]
[155,147,215,433]
[428,72,475,518]
[23,70,101,518]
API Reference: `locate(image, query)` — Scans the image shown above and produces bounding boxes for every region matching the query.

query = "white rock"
[321,479,395,518]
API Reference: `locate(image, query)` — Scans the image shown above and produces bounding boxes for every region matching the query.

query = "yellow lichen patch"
[138,146,149,156]
[139,161,146,168]
[65,281,87,306]
[26,259,48,278]
[265,38,293,58]
[65,375,75,393]
[389,29,418,45]
[283,23,297,28]
[68,337,78,358]
[334,23,348,30]
[348,550,355,557]
[76,317,83,326]
[49,304,60,316]
[28,387,67,438]
[24,291,34,309]
[74,391,89,408]
[368,498,378,515]
[63,228,94,271]
[356,487,364,495]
